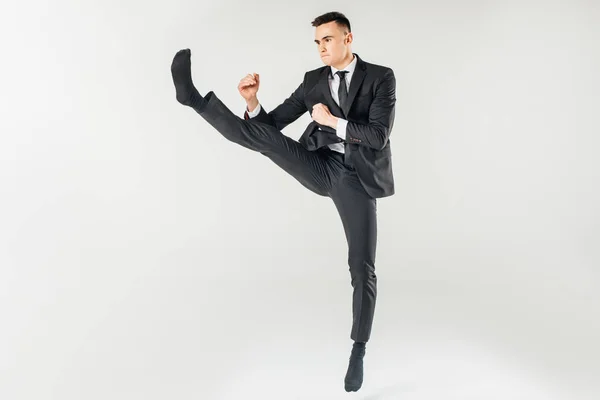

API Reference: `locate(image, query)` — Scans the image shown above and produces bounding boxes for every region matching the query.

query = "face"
[314,21,353,68]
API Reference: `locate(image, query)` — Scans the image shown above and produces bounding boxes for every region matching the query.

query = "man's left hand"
[312,103,337,129]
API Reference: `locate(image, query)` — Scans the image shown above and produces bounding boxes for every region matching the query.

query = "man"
[170,11,396,392]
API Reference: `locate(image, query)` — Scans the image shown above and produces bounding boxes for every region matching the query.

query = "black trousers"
[194,91,377,343]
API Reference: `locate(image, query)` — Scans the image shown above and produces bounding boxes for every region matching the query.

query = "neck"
[332,52,354,70]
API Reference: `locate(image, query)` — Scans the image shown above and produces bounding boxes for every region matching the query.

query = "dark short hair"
[311,12,351,34]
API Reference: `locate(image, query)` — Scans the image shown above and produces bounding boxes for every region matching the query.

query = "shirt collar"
[330,54,357,78]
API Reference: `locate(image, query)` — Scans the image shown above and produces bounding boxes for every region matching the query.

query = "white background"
[1,0,598,399]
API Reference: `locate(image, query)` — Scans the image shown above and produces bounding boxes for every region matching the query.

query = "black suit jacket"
[243,53,396,198]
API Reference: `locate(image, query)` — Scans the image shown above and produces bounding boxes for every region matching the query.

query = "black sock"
[346,342,366,392]
[170,49,206,109]
[353,341,366,349]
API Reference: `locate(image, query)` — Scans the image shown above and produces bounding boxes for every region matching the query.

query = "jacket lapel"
[342,54,367,117]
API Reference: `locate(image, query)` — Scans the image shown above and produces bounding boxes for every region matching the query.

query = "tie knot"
[336,70,349,79]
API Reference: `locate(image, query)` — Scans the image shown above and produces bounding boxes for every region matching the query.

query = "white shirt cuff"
[336,118,348,141]
[247,103,262,117]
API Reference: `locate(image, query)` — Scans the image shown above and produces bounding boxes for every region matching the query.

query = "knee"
[348,256,376,281]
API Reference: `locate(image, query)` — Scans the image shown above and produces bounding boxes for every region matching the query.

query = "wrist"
[246,96,259,111]
[329,116,339,129]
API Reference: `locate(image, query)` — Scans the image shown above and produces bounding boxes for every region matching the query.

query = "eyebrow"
[314,35,333,44]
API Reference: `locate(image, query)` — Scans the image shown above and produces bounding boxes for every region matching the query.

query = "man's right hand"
[238,73,260,109]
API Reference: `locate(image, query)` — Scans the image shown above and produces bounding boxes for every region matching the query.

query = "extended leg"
[171,49,334,196]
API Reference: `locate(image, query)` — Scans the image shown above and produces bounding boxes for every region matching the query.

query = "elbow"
[374,128,390,151]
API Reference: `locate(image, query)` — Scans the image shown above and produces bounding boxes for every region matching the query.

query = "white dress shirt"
[246,54,357,153]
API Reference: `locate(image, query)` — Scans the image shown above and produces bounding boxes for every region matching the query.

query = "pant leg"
[329,165,378,343]
[193,91,334,197]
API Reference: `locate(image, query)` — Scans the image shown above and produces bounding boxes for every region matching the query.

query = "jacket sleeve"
[344,68,396,150]
[243,73,308,131]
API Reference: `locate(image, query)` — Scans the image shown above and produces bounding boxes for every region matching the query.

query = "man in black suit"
[170,11,396,392]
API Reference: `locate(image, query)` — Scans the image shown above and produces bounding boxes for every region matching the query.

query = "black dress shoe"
[344,345,366,392]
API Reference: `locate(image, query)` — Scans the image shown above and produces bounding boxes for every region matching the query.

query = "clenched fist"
[312,103,337,128]
[238,73,260,101]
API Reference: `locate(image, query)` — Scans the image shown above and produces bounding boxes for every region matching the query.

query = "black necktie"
[336,70,349,108]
